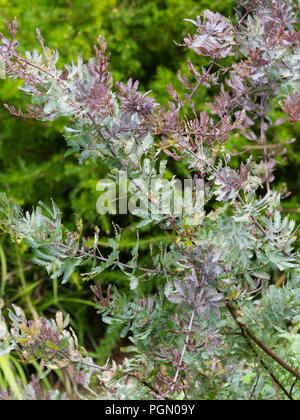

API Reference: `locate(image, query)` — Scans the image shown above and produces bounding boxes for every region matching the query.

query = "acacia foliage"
[0,0,300,400]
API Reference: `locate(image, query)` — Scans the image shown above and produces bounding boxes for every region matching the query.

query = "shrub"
[0,0,299,400]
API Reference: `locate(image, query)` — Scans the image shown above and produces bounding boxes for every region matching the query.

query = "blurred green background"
[0,0,299,395]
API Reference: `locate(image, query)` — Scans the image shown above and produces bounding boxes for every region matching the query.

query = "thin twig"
[170,310,195,393]
[55,349,161,398]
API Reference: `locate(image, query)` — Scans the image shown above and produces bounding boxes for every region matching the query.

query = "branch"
[55,349,162,398]
[226,302,300,383]
[170,310,195,393]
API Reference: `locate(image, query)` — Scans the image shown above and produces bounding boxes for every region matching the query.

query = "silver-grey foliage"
[0,0,299,400]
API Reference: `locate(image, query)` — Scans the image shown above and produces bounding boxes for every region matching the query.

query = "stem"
[237,193,300,264]
[170,310,195,393]
[15,244,38,320]
[236,11,250,27]
[227,303,294,400]
[0,355,23,400]
[226,302,300,382]
[3,222,176,277]
[249,373,260,400]
[177,61,215,113]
